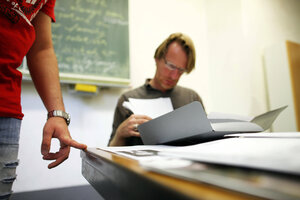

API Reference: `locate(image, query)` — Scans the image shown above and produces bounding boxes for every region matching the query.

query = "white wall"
[205,0,300,115]
[264,42,298,132]
[13,0,300,193]
[16,83,121,191]
[128,0,210,106]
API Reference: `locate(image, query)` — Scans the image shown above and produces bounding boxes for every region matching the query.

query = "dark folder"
[138,101,286,145]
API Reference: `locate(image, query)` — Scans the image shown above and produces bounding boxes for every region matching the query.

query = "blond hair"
[154,33,196,73]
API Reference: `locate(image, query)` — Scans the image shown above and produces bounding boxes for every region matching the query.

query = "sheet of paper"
[251,105,288,130]
[211,122,264,132]
[158,137,300,175]
[90,147,193,169]
[140,146,300,200]
[208,112,252,121]
[99,145,177,162]
[96,146,194,168]
[122,97,173,119]
[225,132,300,138]
[208,106,287,132]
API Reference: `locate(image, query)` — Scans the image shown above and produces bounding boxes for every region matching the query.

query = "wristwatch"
[47,110,71,126]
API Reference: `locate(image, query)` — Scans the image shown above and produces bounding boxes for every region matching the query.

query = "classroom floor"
[11,185,104,200]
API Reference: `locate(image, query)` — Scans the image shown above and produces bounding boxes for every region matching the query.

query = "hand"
[110,114,152,146]
[41,117,87,169]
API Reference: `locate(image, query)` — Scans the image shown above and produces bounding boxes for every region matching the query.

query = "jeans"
[0,117,21,200]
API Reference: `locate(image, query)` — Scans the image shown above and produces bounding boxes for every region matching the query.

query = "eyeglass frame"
[163,58,187,74]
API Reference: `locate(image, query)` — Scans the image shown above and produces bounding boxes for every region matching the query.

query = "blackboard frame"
[20,66,130,87]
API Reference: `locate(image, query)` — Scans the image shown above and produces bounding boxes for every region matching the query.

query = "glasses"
[163,58,187,74]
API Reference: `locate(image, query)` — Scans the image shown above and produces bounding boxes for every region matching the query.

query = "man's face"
[153,42,188,92]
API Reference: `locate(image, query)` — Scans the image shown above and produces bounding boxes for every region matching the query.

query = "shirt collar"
[144,78,175,93]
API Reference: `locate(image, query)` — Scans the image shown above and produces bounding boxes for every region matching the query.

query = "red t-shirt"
[0,0,56,119]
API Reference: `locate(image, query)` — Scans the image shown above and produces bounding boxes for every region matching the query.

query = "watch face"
[65,113,71,125]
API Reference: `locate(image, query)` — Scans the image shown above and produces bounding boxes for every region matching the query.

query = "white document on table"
[157,136,300,175]
[225,132,300,138]
[99,145,176,162]
[98,145,193,168]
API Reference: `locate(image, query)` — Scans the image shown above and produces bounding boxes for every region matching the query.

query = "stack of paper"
[102,133,300,175]
[98,132,300,200]
[156,135,300,175]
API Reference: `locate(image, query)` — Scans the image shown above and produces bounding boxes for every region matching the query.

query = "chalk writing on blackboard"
[21,0,130,87]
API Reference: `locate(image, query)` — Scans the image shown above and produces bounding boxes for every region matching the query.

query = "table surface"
[81,148,300,200]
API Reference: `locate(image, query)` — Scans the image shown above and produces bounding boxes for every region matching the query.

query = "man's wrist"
[110,134,125,146]
[47,110,71,126]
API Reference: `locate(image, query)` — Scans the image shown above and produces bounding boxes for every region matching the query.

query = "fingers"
[112,114,152,145]
[55,135,87,150]
[132,123,139,131]
[129,114,152,131]
[128,127,140,137]
[43,146,70,169]
[68,139,87,150]
[129,114,151,126]
[134,118,151,125]
[41,125,54,156]
[41,118,87,169]
[43,138,86,169]
[133,114,152,121]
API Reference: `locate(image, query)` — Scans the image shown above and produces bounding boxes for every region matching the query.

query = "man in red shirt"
[0,1,87,199]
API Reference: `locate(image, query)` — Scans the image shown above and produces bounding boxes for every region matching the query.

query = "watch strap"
[47,110,70,126]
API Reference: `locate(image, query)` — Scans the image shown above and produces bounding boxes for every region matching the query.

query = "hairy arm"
[26,11,86,168]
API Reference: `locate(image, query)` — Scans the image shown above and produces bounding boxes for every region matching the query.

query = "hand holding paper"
[109,114,152,146]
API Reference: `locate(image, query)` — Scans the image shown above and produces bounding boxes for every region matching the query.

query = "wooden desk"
[81,148,300,200]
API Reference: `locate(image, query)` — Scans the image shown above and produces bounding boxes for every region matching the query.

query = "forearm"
[109,102,127,146]
[27,47,64,112]
[26,11,65,112]
[24,11,86,169]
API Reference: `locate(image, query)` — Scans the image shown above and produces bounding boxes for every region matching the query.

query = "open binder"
[138,101,287,145]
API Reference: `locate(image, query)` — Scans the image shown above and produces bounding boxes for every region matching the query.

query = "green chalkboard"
[22,0,130,87]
